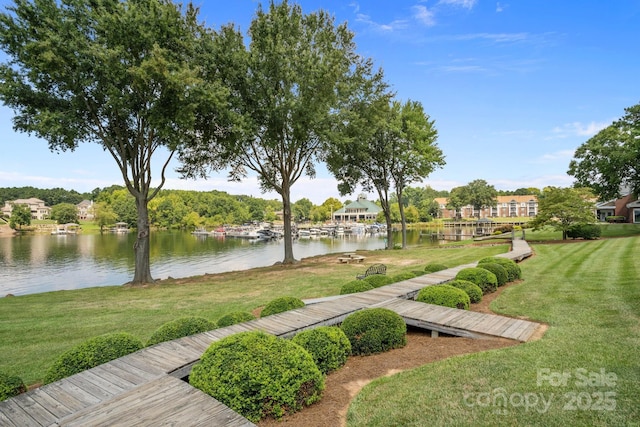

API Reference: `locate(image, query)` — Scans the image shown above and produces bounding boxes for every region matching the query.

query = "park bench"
[356,263,386,279]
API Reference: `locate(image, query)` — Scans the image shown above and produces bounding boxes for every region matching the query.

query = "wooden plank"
[0,409,19,427]
[0,398,39,426]
[66,371,122,400]
[108,356,163,381]
[26,386,74,419]
[94,362,146,387]
[4,393,55,427]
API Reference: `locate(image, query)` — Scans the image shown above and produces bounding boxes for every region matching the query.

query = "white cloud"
[412,5,436,27]
[355,13,409,32]
[551,121,610,138]
[532,149,575,163]
[496,2,507,12]
[438,0,478,9]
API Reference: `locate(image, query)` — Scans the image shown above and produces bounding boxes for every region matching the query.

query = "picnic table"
[337,253,366,263]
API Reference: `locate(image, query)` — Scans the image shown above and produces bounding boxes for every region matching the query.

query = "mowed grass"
[346,237,640,426]
[0,243,508,386]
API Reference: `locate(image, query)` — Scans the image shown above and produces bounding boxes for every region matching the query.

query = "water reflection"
[2,231,440,296]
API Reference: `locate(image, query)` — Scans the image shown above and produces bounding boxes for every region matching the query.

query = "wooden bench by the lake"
[356,263,386,279]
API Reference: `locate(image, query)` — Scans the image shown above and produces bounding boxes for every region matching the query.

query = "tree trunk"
[397,190,407,249]
[131,196,154,284]
[281,186,297,264]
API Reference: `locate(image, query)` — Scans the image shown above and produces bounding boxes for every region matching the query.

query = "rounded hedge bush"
[217,311,256,328]
[44,333,143,384]
[447,279,483,303]
[260,296,305,317]
[189,331,324,422]
[391,272,417,283]
[478,263,508,286]
[340,280,374,295]
[567,223,601,240]
[478,257,521,281]
[364,274,394,288]
[147,316,216,346]
[292,326,351,374]
[424,263,448,273]
[0,371,26,401]
[416,284,470,310]
[341,308,406,355]
[455,267,498,294]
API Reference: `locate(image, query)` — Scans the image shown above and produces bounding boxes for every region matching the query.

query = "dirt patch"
[257,281,540,427]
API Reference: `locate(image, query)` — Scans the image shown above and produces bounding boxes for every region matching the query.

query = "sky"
[0,0,638,204]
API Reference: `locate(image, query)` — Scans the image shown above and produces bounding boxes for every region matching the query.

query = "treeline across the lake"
[1,184,542,230]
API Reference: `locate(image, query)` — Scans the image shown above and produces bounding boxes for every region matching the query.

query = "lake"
[0,230,430,296]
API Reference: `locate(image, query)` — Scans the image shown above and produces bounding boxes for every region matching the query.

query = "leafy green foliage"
[8,203,30,229]
[292,326,351,374]
[364,274,395,288]
[217,311,256,328]
[146,317,216,346]
[189,331,324,422]
[424,263,448,273]
[452,179,498,218]
[341,308,407,356]
[44,333,143,384]
[568,103,640,200]
[455,267,498,294]
[416,285,470,310]
[340,280,374,295]
[391,272,417,282]
[528,187,597,239]
[567,223,602,240]
[50,203,79,224]
[478,257,522,281]
[260,297,305,317]
[0,371,26,401]
[477,263,508,286]
[447,279,483,303]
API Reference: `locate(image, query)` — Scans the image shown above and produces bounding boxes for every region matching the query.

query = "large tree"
[529,186,596,239]
[458,179,498,218]
[0,0,227,284]
[568,103,640,200]
[50,203,79,224]
[389,100,443,248]
[179,0,367,263]
[9,203,31,230]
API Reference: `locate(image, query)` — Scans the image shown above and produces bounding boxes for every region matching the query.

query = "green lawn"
[346,236,640,426]
[0,243,508,386]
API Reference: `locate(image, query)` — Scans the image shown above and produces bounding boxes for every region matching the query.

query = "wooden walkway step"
[1,240,535,426]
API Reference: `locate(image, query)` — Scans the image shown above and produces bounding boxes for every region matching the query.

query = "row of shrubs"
[415,257,522,310]
[190,307,406,422]
[0,296,309,397]
[339,262,453,295]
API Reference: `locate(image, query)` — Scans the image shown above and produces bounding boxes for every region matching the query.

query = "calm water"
[0,230,429,296]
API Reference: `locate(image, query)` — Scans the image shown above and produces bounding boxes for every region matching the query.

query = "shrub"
[260,297,305,317]
[0,372,26,401]
[447,279,483,303]
[341,308,406,356]
[416,285,470,310]
[217,311,256,328]
[455,267,498,294]
[364,274,394,288]
[189,331,324,422]
[44,333,143,384]
[340,280,374,295]
[567,223,602,240]
[424,263,448,273]
[391,272,417,283]
[478,263,508,286]
[147,316,216,346]
[494,224,513,234]
[478,257,522,281]
[292,326,351,374]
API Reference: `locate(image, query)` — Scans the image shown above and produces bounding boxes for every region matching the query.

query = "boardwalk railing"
[1,240,537,426]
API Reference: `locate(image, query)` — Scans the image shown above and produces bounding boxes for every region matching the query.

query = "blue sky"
[0,0,638,204]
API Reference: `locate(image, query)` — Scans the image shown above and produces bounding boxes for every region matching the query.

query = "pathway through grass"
[346,237,640,426]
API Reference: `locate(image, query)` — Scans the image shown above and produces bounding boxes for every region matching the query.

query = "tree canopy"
[0,0,228,284]
[9,203,30,230]
[568,103,640,200]
[529,186,596,239]
[50,203,79,224]
[179,0,369,263]
[457,179,498,218]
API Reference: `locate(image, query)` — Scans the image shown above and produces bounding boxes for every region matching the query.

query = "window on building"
[634,209,640,224]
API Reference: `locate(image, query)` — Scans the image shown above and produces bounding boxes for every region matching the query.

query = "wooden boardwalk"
[1,240,536,426]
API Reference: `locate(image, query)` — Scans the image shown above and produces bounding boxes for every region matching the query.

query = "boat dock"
[1,240,537,426]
